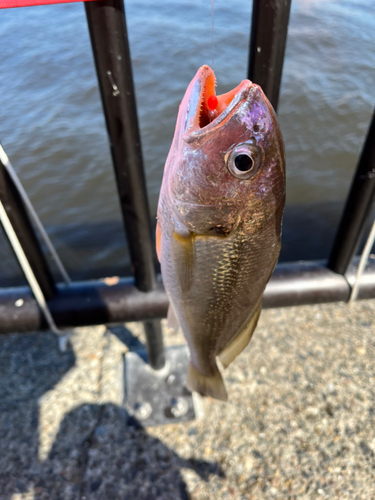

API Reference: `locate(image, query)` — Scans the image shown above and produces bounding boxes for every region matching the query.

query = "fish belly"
[161,218,280,398]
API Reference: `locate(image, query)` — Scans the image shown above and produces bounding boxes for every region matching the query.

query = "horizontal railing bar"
[1,258,374,335]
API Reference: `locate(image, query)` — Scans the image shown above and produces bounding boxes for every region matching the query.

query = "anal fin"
[218,303,262,369]
[186,363,228,401]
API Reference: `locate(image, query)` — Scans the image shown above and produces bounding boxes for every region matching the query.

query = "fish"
[156,65,285,401]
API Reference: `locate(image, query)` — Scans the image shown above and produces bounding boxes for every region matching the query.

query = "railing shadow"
[108,324,145,352]
[0,330,223,499]
[46,403,223,499]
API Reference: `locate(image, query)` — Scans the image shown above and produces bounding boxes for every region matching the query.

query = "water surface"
[0,0,374,285]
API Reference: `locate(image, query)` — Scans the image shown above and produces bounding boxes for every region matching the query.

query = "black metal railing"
[85,0,165,369]
[0,0,374,376]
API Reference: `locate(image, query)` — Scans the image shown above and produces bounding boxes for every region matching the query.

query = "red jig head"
[207,95,218,110]
[207,95,218,122]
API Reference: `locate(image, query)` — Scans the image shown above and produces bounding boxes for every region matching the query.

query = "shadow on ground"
[0,330,222,500]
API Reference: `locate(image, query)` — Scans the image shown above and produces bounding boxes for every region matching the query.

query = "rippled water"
[0,0,374,286]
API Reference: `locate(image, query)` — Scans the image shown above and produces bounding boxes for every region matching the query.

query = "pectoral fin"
[167,304,180,333]
[172,231,195,293]
[218,302,262,369]
[156,221,162,263]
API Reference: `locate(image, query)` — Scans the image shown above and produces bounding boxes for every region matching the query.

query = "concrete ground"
[0,299,374,500]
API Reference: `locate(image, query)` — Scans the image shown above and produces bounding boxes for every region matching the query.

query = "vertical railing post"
[328,110,375,275]
[0,153,56,301]
[85,0,165,369]
[248,0,292,112]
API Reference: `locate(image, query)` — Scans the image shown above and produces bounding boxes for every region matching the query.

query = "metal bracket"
[124,345,196,426]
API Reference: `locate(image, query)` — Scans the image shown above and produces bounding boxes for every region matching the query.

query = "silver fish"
[156,65,285,400]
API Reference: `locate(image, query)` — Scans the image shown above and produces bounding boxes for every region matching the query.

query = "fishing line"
[211,0,215,71]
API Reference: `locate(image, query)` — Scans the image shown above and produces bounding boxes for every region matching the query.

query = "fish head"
[163,65,285,236]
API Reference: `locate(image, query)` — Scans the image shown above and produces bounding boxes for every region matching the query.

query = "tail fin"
[186,363,228,401]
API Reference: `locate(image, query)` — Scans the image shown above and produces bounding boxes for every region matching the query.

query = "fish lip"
[183,65,253,143]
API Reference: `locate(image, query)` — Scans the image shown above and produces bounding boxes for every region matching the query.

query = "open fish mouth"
[184,65,253,138]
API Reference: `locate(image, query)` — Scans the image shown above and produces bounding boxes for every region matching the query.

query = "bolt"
[133,402,152,420]
[166,374,176,386]
[170,397,189,418]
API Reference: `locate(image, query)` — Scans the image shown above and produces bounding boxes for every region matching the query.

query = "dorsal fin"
[218,300,262,369]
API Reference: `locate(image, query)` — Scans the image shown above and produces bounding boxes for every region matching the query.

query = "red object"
[207,95,218,111]
[0,0,98,8]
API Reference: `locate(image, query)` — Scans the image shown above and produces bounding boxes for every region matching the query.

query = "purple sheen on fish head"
[166,84,285,235]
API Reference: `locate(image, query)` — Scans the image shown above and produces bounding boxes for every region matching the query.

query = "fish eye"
[235,154,253,172]
[226,142,262,180]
